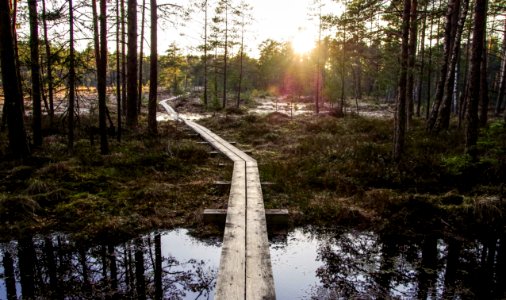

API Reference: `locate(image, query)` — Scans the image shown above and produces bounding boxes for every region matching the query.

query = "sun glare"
[291,30,315,55]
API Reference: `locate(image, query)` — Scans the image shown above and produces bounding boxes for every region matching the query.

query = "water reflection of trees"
[0,232,216,299]
[313,229,506,299]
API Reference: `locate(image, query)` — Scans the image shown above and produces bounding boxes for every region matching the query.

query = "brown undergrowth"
[201,113,506,235]
[0,121,231,242]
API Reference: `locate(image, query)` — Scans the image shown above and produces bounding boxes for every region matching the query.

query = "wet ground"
[2,226,505,299]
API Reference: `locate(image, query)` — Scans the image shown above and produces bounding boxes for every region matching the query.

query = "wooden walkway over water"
[160,97,276,300]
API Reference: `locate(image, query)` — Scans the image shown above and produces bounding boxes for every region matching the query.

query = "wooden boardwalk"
[160,98,276,300]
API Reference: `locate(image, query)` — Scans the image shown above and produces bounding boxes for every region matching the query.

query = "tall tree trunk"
[121,0,127,116]
[466,0,488,158]
[479,34,489,127]
[137,0,146,114]
[203,0,208,107]
[237,16,244,109]
[495,19,506,115]
[29,0,43,147]
[127,0,138,127]
[116,0,122,141]
[458,29,471,128]
[42,0,54,124]
[0,0,30,158]
[435,0,469,131]
[406,0,418,126]
[222,1,228,109]
[315,7,322,114]
[394,0,411,161]
[99,0,109,154]
[12,0,24,115]
[427,0,461,132]
[68,0,76,151]
[426,10,434,120]
[148,0,158,134]
[417,7,427,117]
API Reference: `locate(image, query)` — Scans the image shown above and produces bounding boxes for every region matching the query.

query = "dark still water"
[1,227,505,299]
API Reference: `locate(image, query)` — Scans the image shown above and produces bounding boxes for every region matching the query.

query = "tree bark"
[495,19,506,115]
[222,0,228,109]
[434,0,469,131]
[417,6,427,117]
[29,0,43,147]
[427,0,460,132]
[116,0,122,141]
[99,0,109,154]
[479,33,489,127]
[148,0,158,134]
[0,0,30,158]
[406,0,418,126]
[68,0,76,151]
[137,0,146,114]
[237,15,244,109]
[203,0,208,107]
[127,0,138,127]
[466,0,488,158]
[394,0,411,161]
[121,0,127,116]
[42,0,54,123]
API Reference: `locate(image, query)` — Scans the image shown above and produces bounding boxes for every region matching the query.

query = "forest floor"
[0,93,505,243]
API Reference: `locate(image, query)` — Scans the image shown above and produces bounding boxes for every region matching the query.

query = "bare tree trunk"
[237,15,244,109]
[148,0,158,134]
[426,10,434,120]
[435,0,469,131]
[42,0,54,124]
[29,0,43,147]
[495,19,506,115]
[458,28,471,128]
[394,0,411,161]
[98,0,109,154]
[407,0,418,126]
[127,0,138,127]
[121,0,127,116]
[222,1,228,109]
[0,0,30,157]
[68,0,76,151]
[203,0,208,107]
[12,0,24,115]
[427,0,460,132]
[417,6,427,117]
[479,33,489,127]
[116,0,122,141]
[137,0,146,114]
[466,0,488,158]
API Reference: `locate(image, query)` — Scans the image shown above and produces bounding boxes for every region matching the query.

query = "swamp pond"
[1,226,505,299]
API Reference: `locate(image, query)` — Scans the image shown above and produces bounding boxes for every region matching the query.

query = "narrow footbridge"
[160,97,276,300]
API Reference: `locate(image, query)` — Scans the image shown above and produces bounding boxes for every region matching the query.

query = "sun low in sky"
[158,0,344,57]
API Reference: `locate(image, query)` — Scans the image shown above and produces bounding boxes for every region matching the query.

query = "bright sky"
[156,0,343,58]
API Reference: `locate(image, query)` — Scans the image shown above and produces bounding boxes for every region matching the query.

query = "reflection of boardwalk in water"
[161,97,276,300]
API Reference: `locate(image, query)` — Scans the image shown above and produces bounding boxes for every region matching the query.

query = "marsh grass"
[201,114,506,230]
[0,121,230,242]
